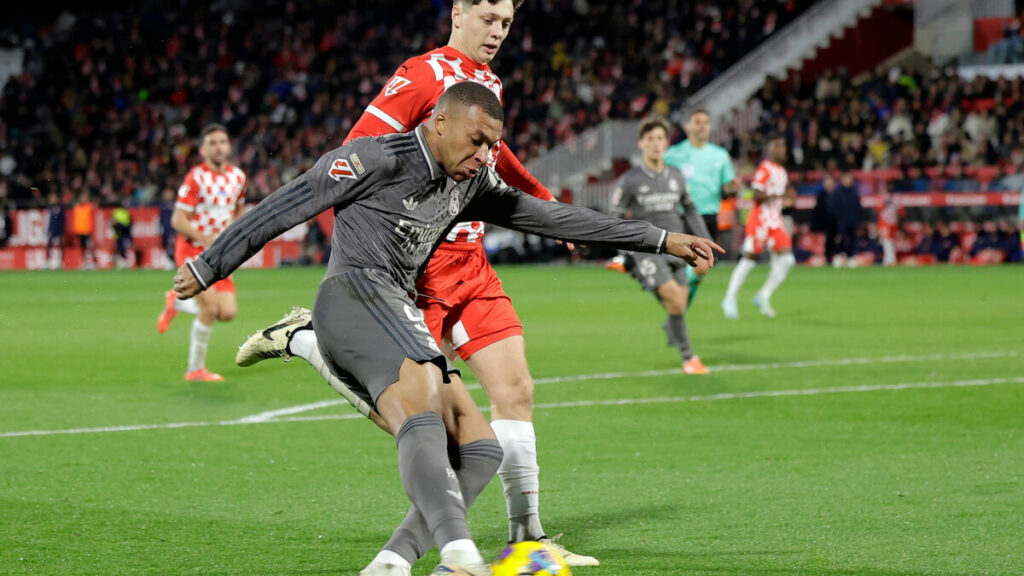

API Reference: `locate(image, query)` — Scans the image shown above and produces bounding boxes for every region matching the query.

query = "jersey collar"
[414,125,443,181]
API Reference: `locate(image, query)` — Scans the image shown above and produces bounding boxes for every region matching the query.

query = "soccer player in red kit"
[236,0,599,571]
[721,135,797,319]
[157,124,246,381]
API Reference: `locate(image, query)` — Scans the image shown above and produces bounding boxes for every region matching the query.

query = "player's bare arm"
[170,206,214,247]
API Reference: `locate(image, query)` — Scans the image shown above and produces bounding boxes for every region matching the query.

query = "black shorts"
[702,213,719,244]
[313,269,458,410]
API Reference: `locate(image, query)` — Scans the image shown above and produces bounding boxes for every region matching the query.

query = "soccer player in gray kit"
[173,82,722,576]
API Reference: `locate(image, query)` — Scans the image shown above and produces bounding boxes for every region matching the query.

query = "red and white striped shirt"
[176,162,247,248]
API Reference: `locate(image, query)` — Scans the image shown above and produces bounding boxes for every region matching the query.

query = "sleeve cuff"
[186,259,212,290]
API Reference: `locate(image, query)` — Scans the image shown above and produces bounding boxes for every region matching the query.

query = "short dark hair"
[687,109,710,121]
[436,82,504,121]
[200,123,229,143]
[458,0,525,11]
[638,116,670,139]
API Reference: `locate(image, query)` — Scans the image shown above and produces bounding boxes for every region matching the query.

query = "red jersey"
[346,45,553,244]
[751,160,788,229]
[176,162,247,248]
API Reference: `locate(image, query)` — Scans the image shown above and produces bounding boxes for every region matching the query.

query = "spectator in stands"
[46,192,66,269]
[921,221,962,263]
[970,220,1006,264]
[943,163,981,192]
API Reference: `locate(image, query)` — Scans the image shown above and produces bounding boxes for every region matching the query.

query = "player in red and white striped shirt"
[722,135,797,319]
[157,124,247,381]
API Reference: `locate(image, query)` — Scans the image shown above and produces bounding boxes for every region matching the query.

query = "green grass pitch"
[1,263,1022,575]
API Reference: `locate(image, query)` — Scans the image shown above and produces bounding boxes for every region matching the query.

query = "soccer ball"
[492,541,572,576]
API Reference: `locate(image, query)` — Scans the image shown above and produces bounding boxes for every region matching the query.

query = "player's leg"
[313,271,488,572]
[185,288,223,381]
[753,229,795,318]
[212,280,237,322]
[659,272,708,375]
[365,374,501,575]
[160,243,202,332]
[722,209,762,319]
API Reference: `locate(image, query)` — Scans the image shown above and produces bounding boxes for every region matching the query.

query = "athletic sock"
[187,318,213,372]
[758,252,795,300]
[383,439,503,565]
[491,419,544,542]
[724,257,756,302]
[685,266,702,303]
[287,327,316,361]
[666,313,694,361]
[174,298,200,316]
[395,412,472,552]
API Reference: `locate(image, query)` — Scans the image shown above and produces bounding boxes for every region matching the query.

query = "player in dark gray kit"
[174,83,722,575]
[613,117,714,375]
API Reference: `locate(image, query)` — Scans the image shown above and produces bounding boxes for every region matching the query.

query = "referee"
[664,109,740,299]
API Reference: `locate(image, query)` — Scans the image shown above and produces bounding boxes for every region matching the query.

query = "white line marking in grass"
[228,350,1021,424]
[2,375,1021,439]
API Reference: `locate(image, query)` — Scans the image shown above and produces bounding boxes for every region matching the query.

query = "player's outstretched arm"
[175,144,381,298]
[464,174,724,265]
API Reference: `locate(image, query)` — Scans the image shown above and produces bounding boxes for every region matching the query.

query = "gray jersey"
[189,125,668,293]
[612,164,710,239]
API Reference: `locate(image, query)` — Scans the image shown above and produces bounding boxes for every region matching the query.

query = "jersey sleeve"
[189,140,390,288]
[459,167,666,253]
[751,162,770,192]
[176,170,199,211]
[345,58,435,143]
[495,143,554,201]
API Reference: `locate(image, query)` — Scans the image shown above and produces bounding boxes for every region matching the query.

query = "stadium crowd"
[0,0,813,208]
[736,67,1024,186]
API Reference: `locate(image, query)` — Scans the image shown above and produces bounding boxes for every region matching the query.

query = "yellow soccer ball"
[492,541,572,576]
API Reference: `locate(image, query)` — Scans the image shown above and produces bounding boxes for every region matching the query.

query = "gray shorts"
[312,269,458,409]
[630,253,687,293]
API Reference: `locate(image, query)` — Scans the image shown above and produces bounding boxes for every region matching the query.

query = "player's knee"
[218,310,236,322]
[492,373,534,417]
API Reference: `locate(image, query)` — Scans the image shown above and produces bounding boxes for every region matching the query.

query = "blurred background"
[1,0,1022,270]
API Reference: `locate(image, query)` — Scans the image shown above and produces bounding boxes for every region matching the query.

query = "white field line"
[2,374,1021,439]
[229,350,1020,422]
[263,376,1024,424]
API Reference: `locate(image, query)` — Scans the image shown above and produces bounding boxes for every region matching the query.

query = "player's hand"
[173,264,203,299]
[663,233,725,274]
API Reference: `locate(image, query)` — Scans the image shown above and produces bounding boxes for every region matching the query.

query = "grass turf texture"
[1,264,1021,575]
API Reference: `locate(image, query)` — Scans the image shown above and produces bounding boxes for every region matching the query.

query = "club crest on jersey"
[384,75,412,96]
[669,178,679,192]
[449,187,461,215]
[403,197,419,211]
[329,159,358,181]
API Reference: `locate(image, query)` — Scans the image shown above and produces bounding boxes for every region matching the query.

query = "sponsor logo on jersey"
[328,159,358,181]
[349,153,366,174]
[384,75,412,96]
[402,197,419,211]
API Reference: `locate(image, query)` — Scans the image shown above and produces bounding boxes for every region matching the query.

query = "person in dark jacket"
[834,172,863,267]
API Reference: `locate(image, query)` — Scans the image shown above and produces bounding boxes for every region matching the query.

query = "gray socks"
[395,412,471,551]
[385,438,504,564]
[666,314,694,361]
